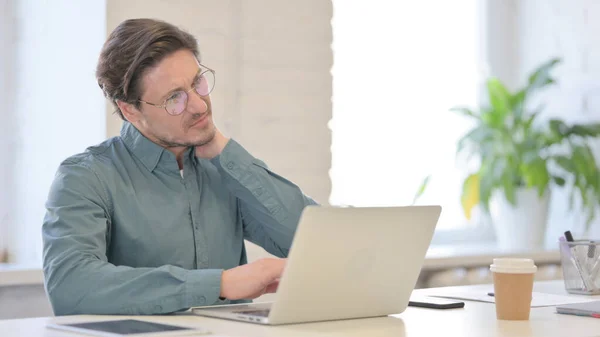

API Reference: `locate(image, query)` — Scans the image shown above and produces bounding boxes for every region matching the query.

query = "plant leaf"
[455,126,494,157]
[586,204,596,227]
[521,157,550,196]
[572,146,593,184]
[554,155,575,172]
[523,110,539,132]
[479,159,496,211]
[584,123,600,136]
[502,173,517,205]
[461,173,480,220]
[571,144,600,227]
[450,106,479,119]
[412,175,431,205]
[549,119,568,135]
[486,78,512,124]
[511,89,527,120]
[543,119,567,148]
[568,124,600,138]
[527,57,561,92]
[552,176,566,187]
[576,176,589,209]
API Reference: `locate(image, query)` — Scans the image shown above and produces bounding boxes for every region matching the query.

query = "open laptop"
[192,205,441,325]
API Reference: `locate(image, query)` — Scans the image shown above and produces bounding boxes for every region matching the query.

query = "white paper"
[428,291,595,308]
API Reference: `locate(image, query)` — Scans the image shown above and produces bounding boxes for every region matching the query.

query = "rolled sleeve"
[210,139,318,256]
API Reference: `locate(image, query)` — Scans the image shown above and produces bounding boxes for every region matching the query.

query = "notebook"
[556,301,600,318]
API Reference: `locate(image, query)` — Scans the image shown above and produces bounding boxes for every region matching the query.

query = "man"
[42,18,317,316]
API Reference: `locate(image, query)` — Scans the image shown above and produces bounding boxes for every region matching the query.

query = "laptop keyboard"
[233,309,271,317]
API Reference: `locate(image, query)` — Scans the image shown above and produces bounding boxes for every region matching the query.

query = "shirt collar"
[120,121,168,172]
[120,121,198,174]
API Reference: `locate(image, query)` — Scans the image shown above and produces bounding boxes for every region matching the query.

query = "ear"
[116,100,142,123]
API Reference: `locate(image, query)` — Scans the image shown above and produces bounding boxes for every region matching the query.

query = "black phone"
[408,296,465,309]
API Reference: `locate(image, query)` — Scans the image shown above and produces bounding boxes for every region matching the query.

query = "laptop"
[192,205,441,325]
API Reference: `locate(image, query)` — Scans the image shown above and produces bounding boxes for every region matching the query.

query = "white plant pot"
[490,188,550,250]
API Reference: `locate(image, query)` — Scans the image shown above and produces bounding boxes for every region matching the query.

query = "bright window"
[0,0,106,264]
[330,1,483,230]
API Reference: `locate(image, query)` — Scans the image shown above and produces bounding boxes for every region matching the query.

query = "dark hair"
[96,18,200,120]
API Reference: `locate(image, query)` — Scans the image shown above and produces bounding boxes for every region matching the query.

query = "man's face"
[132,49,216,149]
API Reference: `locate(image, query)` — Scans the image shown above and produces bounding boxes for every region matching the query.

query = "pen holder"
[559,240,600,295]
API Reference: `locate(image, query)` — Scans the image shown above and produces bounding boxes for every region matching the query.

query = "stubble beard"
[155,112,217,149]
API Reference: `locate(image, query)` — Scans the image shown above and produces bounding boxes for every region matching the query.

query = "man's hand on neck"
[195,129,230,159]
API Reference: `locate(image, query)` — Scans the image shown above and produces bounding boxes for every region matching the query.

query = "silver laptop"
[192,205,441,325]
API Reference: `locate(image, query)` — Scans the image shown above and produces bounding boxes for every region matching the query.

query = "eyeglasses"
[138,64,215,116]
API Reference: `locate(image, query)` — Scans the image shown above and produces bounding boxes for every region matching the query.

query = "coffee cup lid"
[490,258,537,274]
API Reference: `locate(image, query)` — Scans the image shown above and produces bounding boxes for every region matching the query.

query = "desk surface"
[2,280,600,337]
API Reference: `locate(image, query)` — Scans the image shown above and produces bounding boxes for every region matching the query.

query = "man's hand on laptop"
[220,258,286,300]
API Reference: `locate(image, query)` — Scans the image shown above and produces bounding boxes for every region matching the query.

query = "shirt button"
[226,162,234,170]
[254,188,263,196]
[197,296,206,305]
[201,255,209,263]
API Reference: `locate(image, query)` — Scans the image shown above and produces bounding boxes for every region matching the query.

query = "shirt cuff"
[184,269,223,308]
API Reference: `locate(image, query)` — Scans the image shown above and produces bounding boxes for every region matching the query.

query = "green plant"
[412,175,431,205]
[454,57,600,230]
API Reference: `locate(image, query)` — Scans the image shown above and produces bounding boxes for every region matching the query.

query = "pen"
[564,231,574,242]
[565,231,585,260]
[563,232,595,291]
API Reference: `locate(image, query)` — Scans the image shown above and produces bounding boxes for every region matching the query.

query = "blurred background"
[1,0,599,319]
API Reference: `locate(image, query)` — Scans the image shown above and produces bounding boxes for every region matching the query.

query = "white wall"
[2,0,332,263]
[6,0,107,263]
[1,1,331,316]
[513,0,600,243]
[484,0,520,90]
[106,0,333,207]
[106,1,333,262]
[105,0,334,271]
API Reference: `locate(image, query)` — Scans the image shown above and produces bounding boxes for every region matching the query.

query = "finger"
[245,285,269,300]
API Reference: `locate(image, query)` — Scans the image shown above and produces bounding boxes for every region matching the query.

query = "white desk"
[2,280,600,337]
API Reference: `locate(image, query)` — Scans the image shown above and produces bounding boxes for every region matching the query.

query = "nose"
[186,90,208,114]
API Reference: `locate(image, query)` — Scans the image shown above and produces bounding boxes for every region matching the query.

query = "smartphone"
[408,296,465,309]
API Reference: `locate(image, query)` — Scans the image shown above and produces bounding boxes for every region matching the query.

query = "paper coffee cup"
[490,258,537,320]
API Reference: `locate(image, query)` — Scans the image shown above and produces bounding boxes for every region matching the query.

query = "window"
[0,0,16,263]
[330,1,485,233]
[0,1,107,264]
